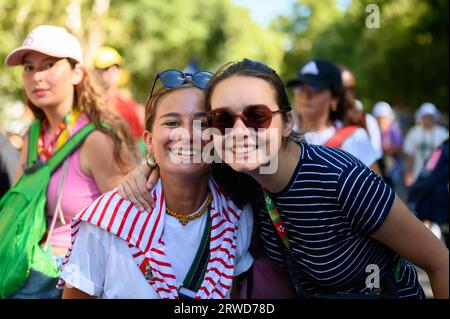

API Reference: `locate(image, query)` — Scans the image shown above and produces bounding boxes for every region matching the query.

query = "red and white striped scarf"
[57,178,241,299]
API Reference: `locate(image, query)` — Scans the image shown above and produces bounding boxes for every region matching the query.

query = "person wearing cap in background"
[372,101,406,198]
[93,47,146,157]
[287,59,381,175]
[340,66,383,161]
[3,25,137,298]
[403,102,448,187]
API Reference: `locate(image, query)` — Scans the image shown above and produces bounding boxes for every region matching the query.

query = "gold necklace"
[166,192,213,225]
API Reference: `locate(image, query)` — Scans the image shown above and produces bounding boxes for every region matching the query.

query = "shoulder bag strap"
[261,188,312,298]
[46,123,99,173]
[27,121,41,168]
[324,125,359,148]
[179,212,212,298]
[262,187,400,298]
[262,188,291,251]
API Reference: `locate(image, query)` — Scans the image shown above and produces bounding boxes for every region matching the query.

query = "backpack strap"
[24,122,111,175]
[27,121,42,168]
[46,123,97,173]
[324,125,359,148]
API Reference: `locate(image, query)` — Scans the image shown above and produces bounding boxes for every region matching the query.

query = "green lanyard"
[182,211,211,292]
[263,189,403,286]
[262,188,291,252]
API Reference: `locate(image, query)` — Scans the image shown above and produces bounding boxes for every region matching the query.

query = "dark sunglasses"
[148,69,213,101]
[293,84,324,95]
[206,104,287,135]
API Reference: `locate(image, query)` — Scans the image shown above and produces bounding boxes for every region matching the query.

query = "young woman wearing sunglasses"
[117,59,448,299]
[59,70,253,299]
[287,60,382,176]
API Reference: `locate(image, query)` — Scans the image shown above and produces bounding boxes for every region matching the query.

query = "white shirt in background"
[365,113,383,160]
[403,125,448,181]
[303,126,380,167]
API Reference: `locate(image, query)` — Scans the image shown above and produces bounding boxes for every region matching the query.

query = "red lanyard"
[262,188,291,251]
[37,117,68,161]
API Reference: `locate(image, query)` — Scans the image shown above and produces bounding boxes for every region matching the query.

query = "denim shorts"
[8,269,62,299]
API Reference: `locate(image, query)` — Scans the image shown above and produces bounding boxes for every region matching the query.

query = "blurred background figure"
[287,59,381,174]
[340,65,383,161]
[0,99,33,199]
[372,101,406,198]
[408,138,449,246]
[392,98,415,137]
[403,102,449,187]
[93,46,146,157]
[0,131,19,198]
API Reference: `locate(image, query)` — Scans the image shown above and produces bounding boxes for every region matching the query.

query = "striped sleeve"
[336,165,395,235]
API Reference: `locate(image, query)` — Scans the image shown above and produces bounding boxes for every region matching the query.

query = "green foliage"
[0,0,285,107]
[0,0,447,123]
[276,0,449,112]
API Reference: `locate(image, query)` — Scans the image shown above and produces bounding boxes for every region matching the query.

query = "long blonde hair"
[27,58,137,170]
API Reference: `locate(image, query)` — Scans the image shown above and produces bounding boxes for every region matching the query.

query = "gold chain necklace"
[166,192,213,225]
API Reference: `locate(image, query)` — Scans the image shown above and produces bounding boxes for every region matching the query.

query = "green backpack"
[0,121,97,298]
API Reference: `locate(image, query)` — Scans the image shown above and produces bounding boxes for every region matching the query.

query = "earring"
[146,153,156,168]
[331,103,337,112]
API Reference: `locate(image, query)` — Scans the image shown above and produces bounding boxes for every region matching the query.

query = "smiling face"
[22,51,83,112]
[144,87,210,178]
[209,75,292,174]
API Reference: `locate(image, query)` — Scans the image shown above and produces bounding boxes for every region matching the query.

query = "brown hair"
[27,58,137,170]
[144,83,205,132]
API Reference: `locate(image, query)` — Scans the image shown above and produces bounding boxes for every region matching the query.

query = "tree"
[273,0,449,113]
[0,0,285,128]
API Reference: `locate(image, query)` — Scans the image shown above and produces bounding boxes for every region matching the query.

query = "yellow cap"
[93,46,123,69]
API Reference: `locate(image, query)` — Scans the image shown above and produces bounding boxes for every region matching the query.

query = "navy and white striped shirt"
[252,141,424,298]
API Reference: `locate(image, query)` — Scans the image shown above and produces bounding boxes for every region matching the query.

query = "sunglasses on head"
[206,104,287,135]
[293,84,324,95]
[148,69,213,100]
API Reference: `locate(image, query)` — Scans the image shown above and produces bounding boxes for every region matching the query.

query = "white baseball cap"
[372,101,394,119]
[5,25,84,66]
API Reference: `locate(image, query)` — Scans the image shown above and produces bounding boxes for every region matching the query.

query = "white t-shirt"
[303,126,379,167]
[403,125,449,180]
[365,113,383,160]
[60,204,254,299]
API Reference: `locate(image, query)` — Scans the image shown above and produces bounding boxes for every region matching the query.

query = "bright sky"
[232,0,295,27]
[231,0,352,27]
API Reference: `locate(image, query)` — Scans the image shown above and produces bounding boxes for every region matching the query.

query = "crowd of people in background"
[0,24,448,300]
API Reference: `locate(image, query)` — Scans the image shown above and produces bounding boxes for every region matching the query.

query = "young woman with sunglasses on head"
[118,59,448,299]
[4,25,136,298]
[59,70,253,299]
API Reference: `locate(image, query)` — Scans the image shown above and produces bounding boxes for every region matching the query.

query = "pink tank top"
[46,114,102,248]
